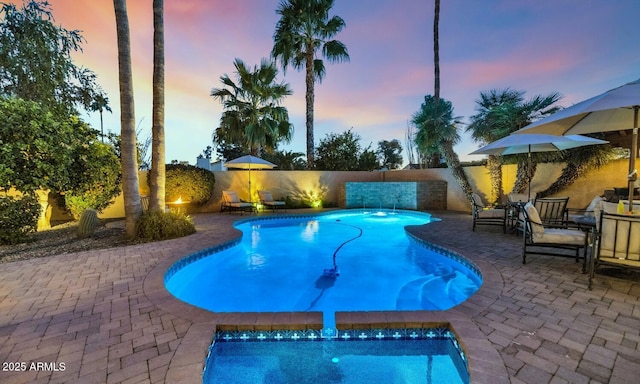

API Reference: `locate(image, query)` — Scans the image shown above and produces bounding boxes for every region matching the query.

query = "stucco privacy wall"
[90,158,636,218]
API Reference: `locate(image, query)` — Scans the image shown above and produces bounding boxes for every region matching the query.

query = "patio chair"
[471,193,507,233]
[258,190,286,212]
[533,196,569,227]
[220,190,255,215]
[566,195,605,223]
[521,202,588,271]
[589,211,640,289]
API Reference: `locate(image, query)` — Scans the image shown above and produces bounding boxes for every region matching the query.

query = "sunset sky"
[32,0,640,165]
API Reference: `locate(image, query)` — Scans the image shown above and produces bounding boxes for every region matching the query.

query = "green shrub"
[64,141,122,219]
[0,195,41,244]
[159,164,215,205]
[135,210,196,241]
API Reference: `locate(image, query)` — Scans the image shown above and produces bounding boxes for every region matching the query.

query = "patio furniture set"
[472,193,640,290]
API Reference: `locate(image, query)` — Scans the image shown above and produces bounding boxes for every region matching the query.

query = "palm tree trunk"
[305,46,315,168]
[537,163,583,198]
[150,0,165,212]
[511,161,537,195]
[487,154,503,204]
[440,140,473,202]
[113,0,141,238]
[433,0,440,101]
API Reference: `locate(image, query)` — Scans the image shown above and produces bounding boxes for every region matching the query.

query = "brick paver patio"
[0,210,638,383]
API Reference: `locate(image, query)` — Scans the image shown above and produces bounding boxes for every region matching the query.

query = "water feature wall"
[341,181,447,210]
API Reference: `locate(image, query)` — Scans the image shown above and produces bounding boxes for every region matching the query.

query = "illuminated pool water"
[165,210,482,327]
[204,328,469,384]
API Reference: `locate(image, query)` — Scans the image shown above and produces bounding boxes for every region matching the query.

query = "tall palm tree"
[413,95,473,200]
[113,0,141,238]
[433,0,440,101]
[271,0,350,168]
[89,91,111,142]
[149,0,165,211]
[211,58,293,155]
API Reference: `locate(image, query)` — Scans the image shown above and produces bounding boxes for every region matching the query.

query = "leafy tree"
[272,0,350,168]
[0,0,104,116]
[377,139,403,169]
[358,147,379,171]
[150,0,166,212]
[113,0,142,239]
[412,95,473,201]
[65,139,122,219]
[0,97,76,194]
[315,129,377,171]
[211,58,293,155]
[198,145,213,160]
[214,142,244,164]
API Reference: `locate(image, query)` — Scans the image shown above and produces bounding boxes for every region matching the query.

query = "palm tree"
[433,0,440,101]
[467,89,526,203]
[211,58,293,155]
[271,0,350,168]
[113,0,141,238]
[413,95,473,200]
[467,89,562,199]
[149,0,165,211]
[89,91,111,142]
[537,142,616,197]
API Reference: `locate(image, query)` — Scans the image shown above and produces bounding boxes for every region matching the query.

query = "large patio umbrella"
[224,155,276,201]
[516,78,640,210]
[469,133,608,199]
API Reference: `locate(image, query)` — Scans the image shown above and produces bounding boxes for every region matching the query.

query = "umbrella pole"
[628,106,639,213]
[527,146,532,201]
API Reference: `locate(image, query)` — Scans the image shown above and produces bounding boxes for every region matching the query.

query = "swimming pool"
[165,210,482,327]
[204,328,469,384]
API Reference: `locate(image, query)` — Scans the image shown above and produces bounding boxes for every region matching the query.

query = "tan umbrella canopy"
[224,155,277,201]
[469,133,608,200]
[517,78,640,211]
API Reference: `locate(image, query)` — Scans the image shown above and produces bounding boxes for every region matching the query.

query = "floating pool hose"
[323,221,363,277]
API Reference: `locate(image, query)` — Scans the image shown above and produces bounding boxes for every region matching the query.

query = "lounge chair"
[521,202,588,271]
[471,193,506,233]
[589,209,640,289]
[221,190,255,214]
[566,195,605,224]
[258,190,286,212]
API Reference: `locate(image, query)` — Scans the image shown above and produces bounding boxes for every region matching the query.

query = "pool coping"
[143,211,508,384]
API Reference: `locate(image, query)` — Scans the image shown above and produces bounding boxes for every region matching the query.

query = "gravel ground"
[0,220,134,264]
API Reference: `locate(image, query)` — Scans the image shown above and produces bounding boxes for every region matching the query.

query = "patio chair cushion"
[477,209,506,219]
[584,196,605,217]
[599,215,640,261]
[223,190,241,203]
[258,191,274,202]
[524,202,545,237]
[535,228,585,245]
[471,193,485,208]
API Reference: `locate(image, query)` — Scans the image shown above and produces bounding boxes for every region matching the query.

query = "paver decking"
[0,210,638,383]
